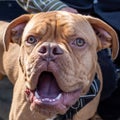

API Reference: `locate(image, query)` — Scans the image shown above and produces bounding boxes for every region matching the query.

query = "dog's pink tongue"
[37,72,61,99]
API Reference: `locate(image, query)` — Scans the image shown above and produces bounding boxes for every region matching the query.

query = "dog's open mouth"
[25,71,82,115]
[36,71,62,102]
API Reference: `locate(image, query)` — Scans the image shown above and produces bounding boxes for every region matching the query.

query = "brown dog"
[0,11,119,120]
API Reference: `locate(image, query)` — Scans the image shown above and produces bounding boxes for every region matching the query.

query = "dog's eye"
[26,36,37,44]
[74,38,85,47]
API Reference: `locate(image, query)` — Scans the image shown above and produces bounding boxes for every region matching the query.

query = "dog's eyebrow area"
[23,11,97,46]
[55,13,97,43]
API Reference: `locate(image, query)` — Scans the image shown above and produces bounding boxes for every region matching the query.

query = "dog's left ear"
[3,14,33,51]
[85,16,119,60]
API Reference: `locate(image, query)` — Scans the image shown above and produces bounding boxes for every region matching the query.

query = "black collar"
[54,75,100,120]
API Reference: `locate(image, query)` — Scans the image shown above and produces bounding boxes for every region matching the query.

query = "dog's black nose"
[38,42,64,61]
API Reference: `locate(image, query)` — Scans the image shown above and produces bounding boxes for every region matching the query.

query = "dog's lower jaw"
[25,86,83,117]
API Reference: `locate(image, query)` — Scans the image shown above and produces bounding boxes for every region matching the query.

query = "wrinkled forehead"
[24,11,96,39]
[31,11,75,24]
[28,11,90,26]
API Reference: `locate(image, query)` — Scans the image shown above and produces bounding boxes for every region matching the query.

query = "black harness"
[54,76,100,120]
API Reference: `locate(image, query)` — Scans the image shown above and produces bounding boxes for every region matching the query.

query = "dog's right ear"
[3,14,33,51]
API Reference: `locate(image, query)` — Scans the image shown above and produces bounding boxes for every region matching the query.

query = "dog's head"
[3,11,119,117]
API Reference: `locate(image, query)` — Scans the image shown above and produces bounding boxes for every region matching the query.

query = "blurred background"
[0,1,26,120]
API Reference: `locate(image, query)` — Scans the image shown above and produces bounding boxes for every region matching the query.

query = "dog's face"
[20,12,98,116]
[4,11,119,117]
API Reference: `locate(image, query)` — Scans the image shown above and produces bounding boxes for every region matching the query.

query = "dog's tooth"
[41,98,48,102]
[35,91,40,99]
[49,99,53,102]
[55,93,62,100]
[34,99,41,104]
[40,94,62,102]
[46,98,52,102]
[52,99,55,102]
[41,98,54,102]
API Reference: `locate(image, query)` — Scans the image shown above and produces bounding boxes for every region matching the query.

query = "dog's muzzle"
[25,71,82,116]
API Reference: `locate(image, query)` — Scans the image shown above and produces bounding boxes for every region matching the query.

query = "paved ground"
[0,77,13,120]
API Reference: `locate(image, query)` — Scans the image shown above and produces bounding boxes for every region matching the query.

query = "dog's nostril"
[53,47,58,55]
[39,44,63,55]
[39,46,47,54]
[52,47,63,55]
